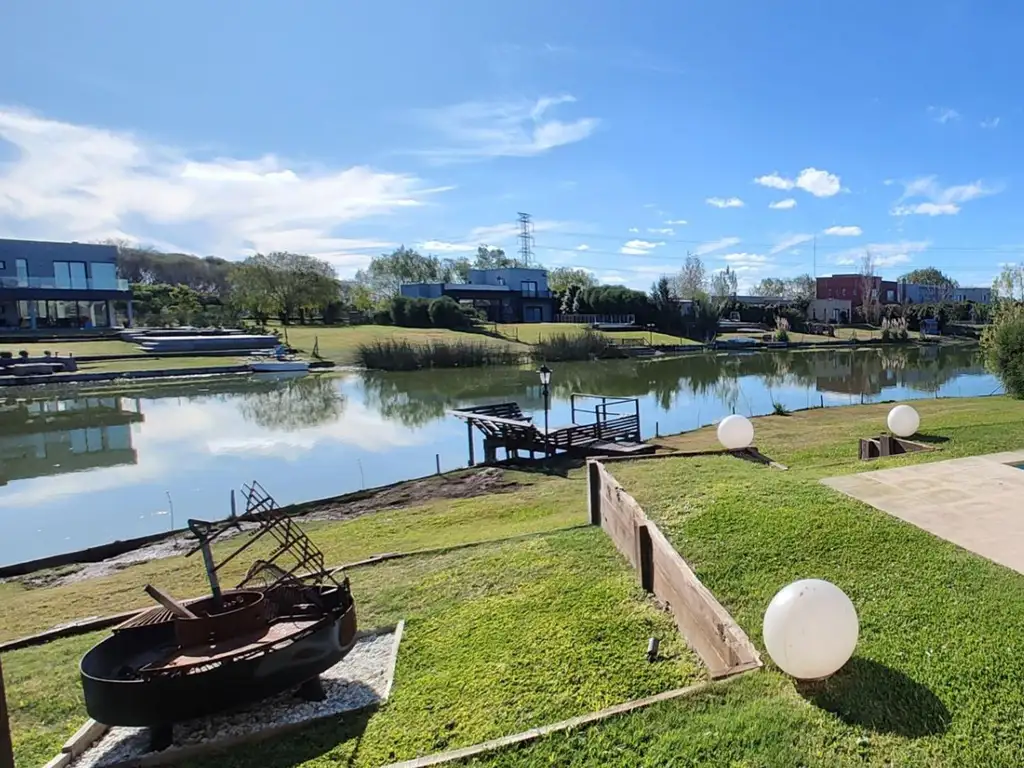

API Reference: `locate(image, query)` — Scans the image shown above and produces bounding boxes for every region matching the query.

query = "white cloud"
[823,225,862,237]
[628,227,640,233]
[769,233,814,255]
[693,236,741,257]
[706,197,745,208]
[575,243,589,251]
[721,252,768,264]
[769,198,797,210]
[833,240,929,268]
[928,106,960,124]
[417,94,598,161]
[754,168,841,198]
[419,240,476,252]
[664,219,687,225]
[754,173,794,190]
[889,175,999,216]
[795,167,841,197]
[0,106,449,276]
[981,117,1001,129]
[648,227,675,235]
[620,239,665,255]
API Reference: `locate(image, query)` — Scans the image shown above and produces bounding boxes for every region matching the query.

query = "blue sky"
[1,0,1021,291]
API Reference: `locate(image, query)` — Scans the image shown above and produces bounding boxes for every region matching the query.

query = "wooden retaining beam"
[587,460,761,679]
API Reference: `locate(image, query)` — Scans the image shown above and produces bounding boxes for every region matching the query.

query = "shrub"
[18,350,28,359]
[774,317,790,343]
[531,329,620,362]
[983,305,1024,397]
[0,351,12,360]
[389,296,432,328]
[772,400,790,416]
[355,339,522,371]
[371,309,392,325]
[428,296,471,329]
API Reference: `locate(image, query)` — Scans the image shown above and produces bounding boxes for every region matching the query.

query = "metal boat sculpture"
[79,481,356,746]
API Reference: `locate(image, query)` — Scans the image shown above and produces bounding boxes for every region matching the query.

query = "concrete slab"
[822,450,1024,574]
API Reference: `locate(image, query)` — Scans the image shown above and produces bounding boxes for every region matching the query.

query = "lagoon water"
[0,345,996,566]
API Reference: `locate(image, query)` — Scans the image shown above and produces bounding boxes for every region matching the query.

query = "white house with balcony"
[0,238,133,331]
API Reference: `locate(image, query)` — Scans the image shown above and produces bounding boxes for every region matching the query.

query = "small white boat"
[249,359,310,373]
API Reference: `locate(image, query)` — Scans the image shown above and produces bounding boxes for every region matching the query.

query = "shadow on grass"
[797,657,950,738]
[912,433,951,445]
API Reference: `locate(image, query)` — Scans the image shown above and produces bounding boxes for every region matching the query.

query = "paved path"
[822,450,1024,574]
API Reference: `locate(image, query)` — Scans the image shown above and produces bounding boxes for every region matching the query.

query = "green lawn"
[279,325,526,365]
[0,339,141,357]
[467,397,1024,767]
[495,322,698,346]
[1,469,703,767]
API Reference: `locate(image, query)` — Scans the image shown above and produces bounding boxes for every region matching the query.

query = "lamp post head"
[538,365,552,386]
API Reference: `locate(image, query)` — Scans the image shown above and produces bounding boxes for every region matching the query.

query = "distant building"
[400,267,556,323]
[816,274,898,306]
[897,282,991,305]
[808,298,853,323]
[0,238,134,331]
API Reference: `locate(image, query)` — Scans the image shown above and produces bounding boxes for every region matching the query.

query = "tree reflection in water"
[358,346,985,430]
[237,374,346,431]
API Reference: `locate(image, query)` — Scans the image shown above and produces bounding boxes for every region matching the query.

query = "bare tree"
[711,266,738,301]
[859,251,879,324]
[675,253,707,299]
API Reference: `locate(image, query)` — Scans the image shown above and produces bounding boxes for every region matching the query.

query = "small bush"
[531,329,619,362]
[772,400,790,416]
[355,339,522,371]
[774,316,790,343]
[389,296,432,328]
[428,296,471,329]
[0,351,12,360]
[18,350,28,359]
[983,305,1024,397]
[371,309,392,325]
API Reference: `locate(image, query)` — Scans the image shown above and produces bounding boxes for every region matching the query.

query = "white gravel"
[71,629,398,768]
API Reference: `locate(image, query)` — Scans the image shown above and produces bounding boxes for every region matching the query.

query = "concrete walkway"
[822,450,1024,574]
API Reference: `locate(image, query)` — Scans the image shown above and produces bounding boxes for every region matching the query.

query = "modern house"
[816,274,899,306]
[0,238,133,331]
[400,267,556,323]
[898,282,993,304]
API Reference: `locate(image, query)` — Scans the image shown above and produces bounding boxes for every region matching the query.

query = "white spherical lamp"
[887,404,920,438]
[717,414,754,450]
[763,579,859,680]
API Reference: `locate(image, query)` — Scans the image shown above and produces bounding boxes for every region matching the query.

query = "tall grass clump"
[531,329,618,362]
[356,339,522,371]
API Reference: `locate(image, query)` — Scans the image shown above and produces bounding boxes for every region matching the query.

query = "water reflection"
[0,395,144,486]
[0,346,994,565]
[237,375,346,431]
[360,346,986,429]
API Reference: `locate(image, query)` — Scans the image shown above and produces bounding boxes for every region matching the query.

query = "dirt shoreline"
[14,467,521,589]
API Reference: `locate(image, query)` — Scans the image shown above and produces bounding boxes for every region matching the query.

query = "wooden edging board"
[379,671,756,768]
[48,622,405,768]
[587,460,762,679]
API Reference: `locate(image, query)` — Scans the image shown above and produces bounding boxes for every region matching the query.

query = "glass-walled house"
[0,238,133,331]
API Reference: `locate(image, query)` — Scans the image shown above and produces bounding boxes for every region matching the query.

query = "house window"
[520,280,538,298]
[15,259,28,287]
[0,261,5,269]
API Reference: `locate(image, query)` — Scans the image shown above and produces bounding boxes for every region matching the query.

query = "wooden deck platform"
[449,395,645,465]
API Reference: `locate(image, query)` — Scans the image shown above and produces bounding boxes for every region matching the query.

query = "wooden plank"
[587,461,602,526]
[62,718,108,757]
[41,754,71,768]
[144,585,198,619]
[381,679,727,768]
[0,659,12,768]
[645,522,761,677]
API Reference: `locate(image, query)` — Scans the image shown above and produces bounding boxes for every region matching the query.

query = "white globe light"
[763,579,859,680]
[887,404,920,438]
[717,414,754,450]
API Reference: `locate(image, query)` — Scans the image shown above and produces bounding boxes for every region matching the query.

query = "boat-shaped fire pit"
[80,481,357,750]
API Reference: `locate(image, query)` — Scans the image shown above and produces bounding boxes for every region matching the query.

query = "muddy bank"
[14,467,522,589]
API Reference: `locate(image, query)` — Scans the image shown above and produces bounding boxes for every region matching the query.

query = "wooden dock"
[449,394,653,465]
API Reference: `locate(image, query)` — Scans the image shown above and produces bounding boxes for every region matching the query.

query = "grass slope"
[0,340,141,357]
[469,397,1024,767]
[3,496,702,766]
[495,323,698,346]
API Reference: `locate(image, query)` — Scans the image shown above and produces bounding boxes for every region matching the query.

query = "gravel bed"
[71,630,398,768]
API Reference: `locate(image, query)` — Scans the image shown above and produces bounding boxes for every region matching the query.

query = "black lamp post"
[538,364,552,456]
[646,323,656,345]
